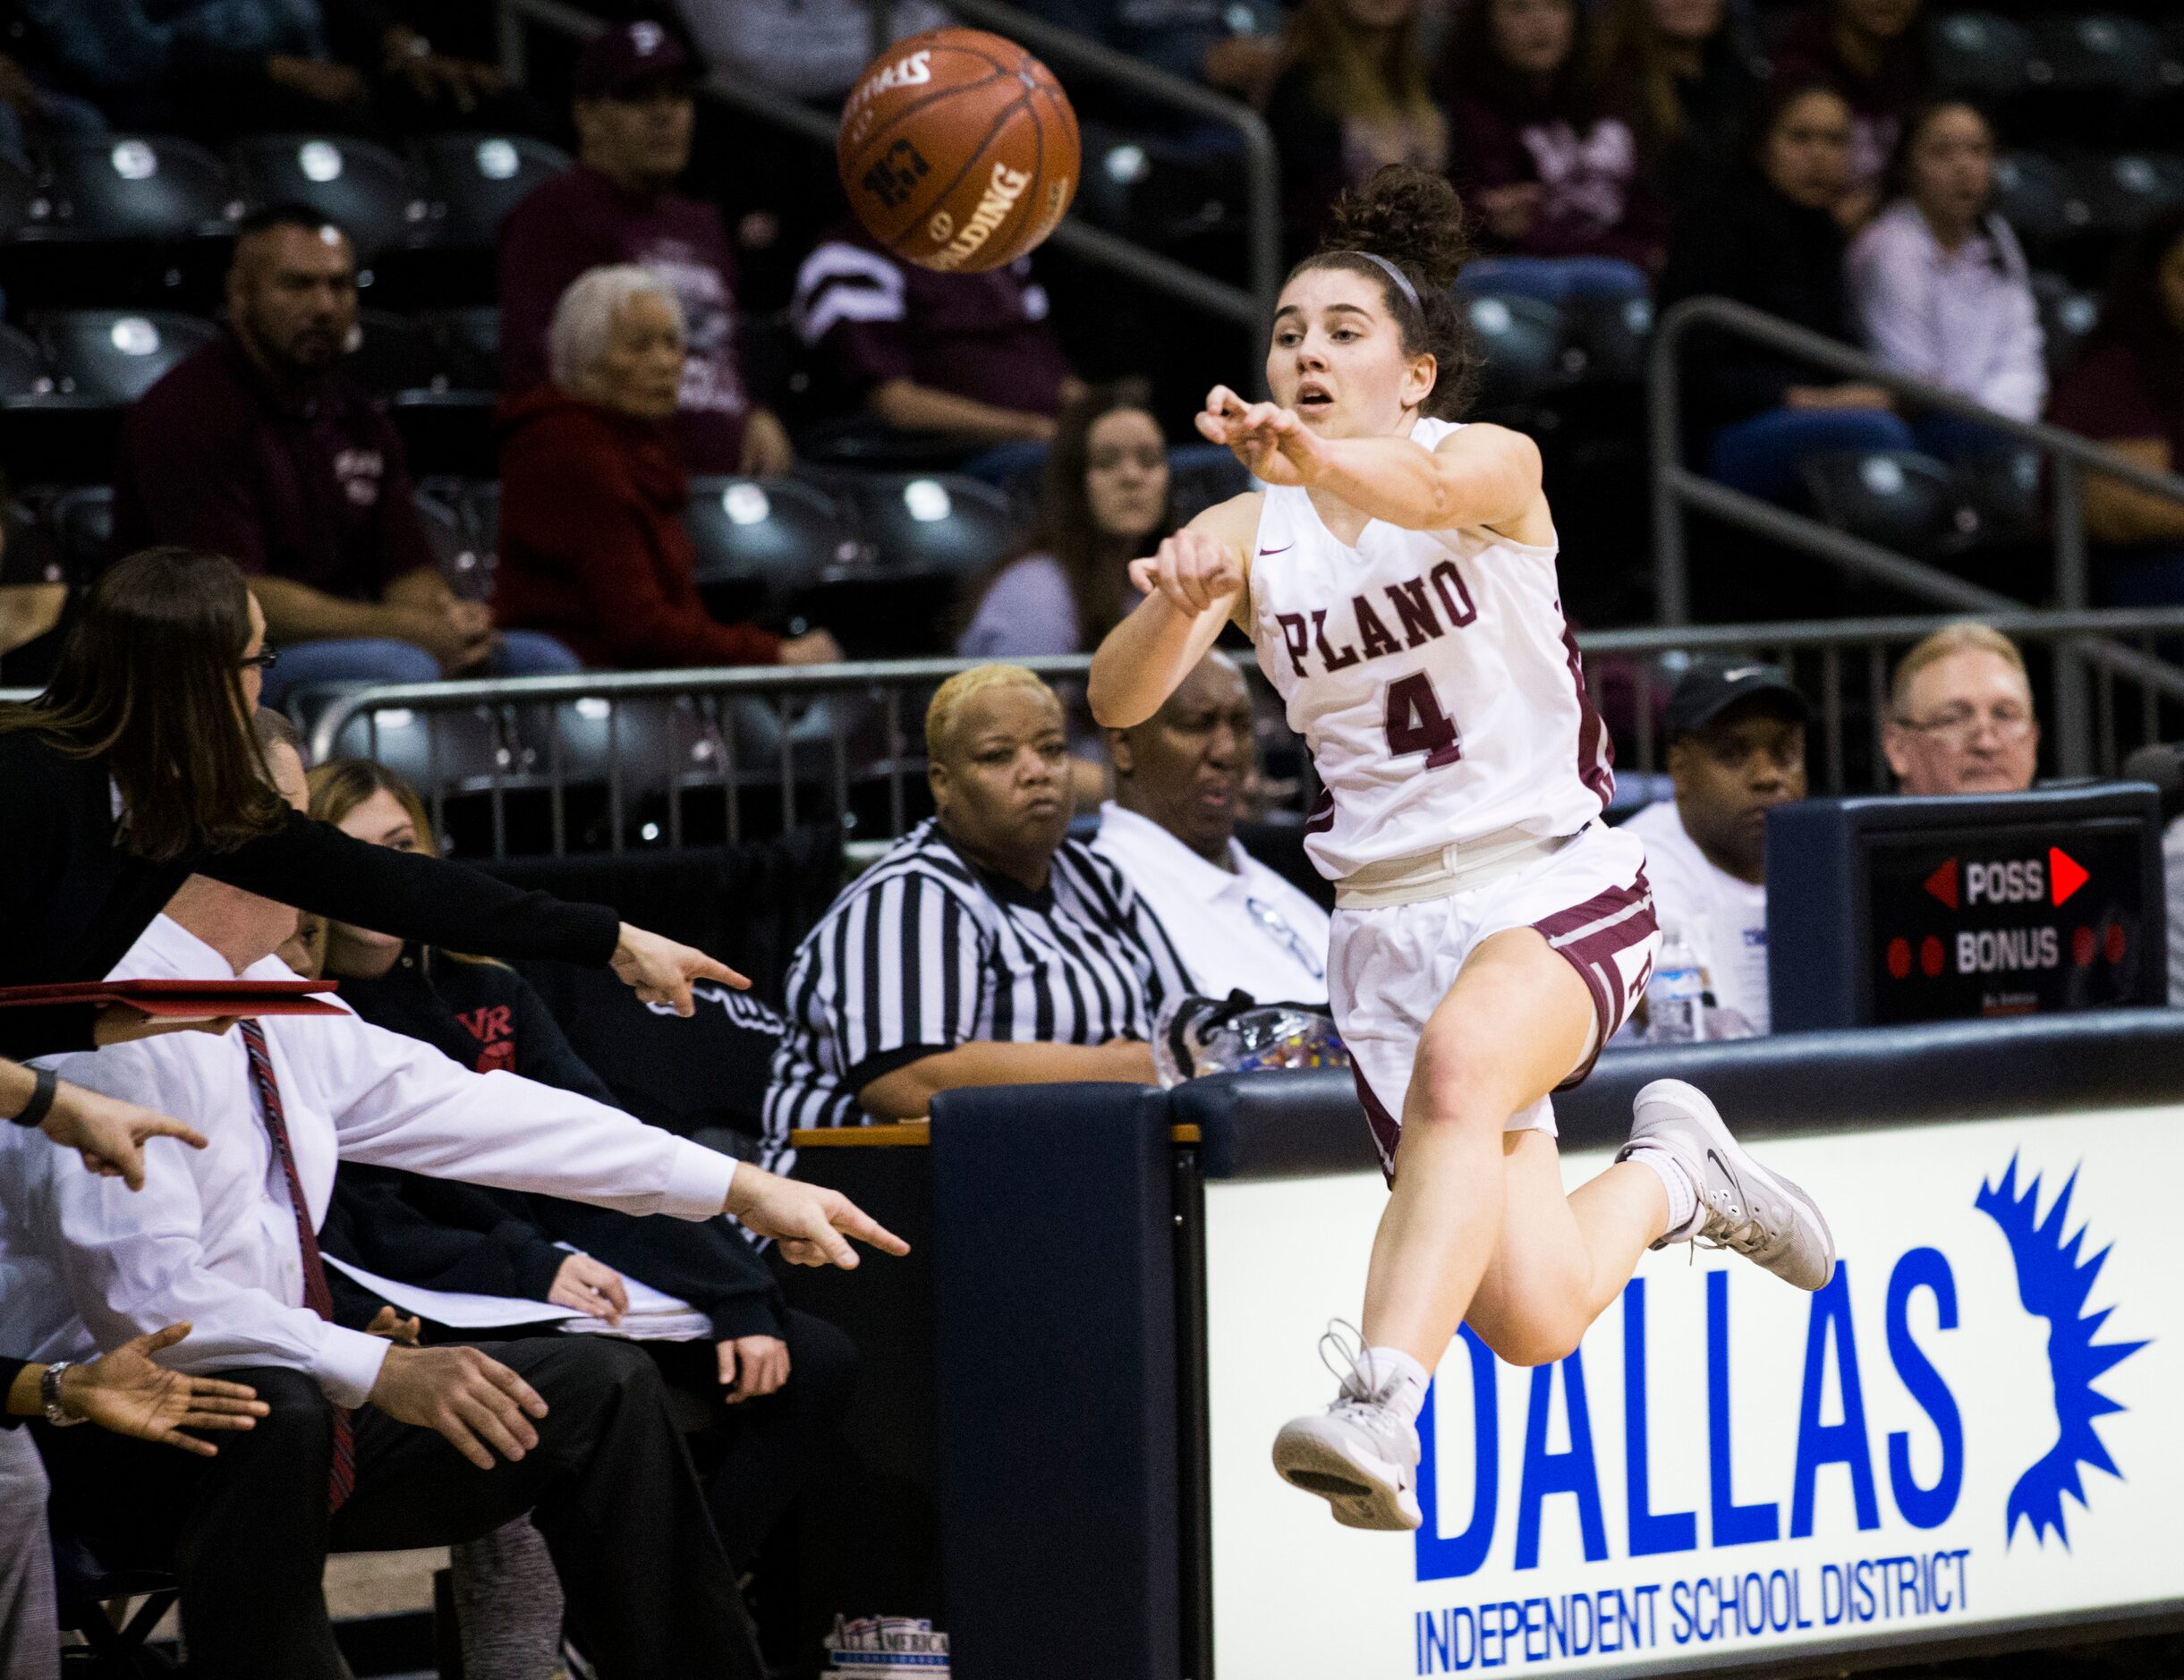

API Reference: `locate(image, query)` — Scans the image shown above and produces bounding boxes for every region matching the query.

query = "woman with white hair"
[494,264,842,669]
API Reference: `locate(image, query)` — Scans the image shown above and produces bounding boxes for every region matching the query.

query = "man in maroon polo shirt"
[114,205,582,705]
[497,21,793,478]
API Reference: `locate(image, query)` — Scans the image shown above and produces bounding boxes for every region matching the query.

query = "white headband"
[1354,251,1422,319]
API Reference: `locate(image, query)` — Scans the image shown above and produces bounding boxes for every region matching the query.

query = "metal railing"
[497,0,1281,333]
[304,607,2184,861]
[1649,297,2184,776]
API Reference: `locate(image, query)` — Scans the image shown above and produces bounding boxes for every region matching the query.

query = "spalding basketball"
[837,28,1079,275]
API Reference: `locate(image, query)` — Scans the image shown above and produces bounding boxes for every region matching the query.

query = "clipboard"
[0,978,344,1018]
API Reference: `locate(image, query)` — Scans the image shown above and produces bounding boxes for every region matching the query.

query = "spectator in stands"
[8,718,902,1676]
[1768,0,1928,228]
[792,218,1083,476]
[1658,81,1916,505]
[114,207,581,706]
[1438,0,1666,297]
[1593,0,1766,210]
[767,665,1190,1130]
[0,48,105,171]
[16,0,529,140]
[1094,653,1330,1004]
[674,0,944,100]
[2048,208,2184,606]
[499,21,794,479]
[1262,0,1445,260]
[957,379,1171,661]
[496,266,841,669]
[305,754,856,1573]
[1848,99,2044,452]
[1882,622,2039,796]
[1623,660,1807,1037]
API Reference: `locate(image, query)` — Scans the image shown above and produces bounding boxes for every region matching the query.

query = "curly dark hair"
[1286,164,1482,420]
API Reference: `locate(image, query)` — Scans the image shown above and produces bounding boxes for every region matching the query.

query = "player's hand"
[61,1324,269,1456]
[1194,385,1322,488]
[548,1253,628,1326]
[724,1167,910,1269]
[610,924,750,1015]
[39,1080,209,1192]
[1127,529,1245,622]
[718,1334,791,1404]
[368,1344,547,1471]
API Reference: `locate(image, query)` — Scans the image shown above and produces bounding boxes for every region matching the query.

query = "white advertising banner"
[1205,1106,2184,1676]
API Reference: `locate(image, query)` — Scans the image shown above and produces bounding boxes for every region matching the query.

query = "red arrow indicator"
[1924,858,1959,909]
[2050,846,2089,905]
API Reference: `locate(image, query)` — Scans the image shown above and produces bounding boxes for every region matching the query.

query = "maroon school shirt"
[2048,341,2184,466]
[492,386,781,670]
[113,331,435,601]
[1445,96,1666,270]
[498,165,753,474]
[789,223,1075,415]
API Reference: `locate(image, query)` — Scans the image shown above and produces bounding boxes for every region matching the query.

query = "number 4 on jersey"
[1383,672,1462,768]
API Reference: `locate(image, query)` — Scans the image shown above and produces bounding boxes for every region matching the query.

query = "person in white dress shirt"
[1622,660,1807,1036]
[1093,653,1333,1004]
[5,724,904,1678]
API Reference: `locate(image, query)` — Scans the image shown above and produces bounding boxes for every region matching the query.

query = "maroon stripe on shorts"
[1558,615,1615,810]
[1534,865,1657,1090]
[1351,1065,1402,1184]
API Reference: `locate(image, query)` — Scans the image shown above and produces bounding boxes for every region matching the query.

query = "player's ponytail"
[1294,164,1480,420]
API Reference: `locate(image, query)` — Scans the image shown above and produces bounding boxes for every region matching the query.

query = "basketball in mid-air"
[837,28,1079,275]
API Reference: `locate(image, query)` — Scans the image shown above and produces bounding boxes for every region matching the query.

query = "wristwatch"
[39,1362,82,1428]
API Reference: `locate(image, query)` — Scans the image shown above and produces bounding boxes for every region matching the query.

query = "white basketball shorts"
[1330,822,1659,1176]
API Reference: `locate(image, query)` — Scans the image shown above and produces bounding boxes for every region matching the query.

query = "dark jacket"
[323,946,786,1342]
[1444,92,1666,269]
[114,332,437,604]
[0,733,621,1060]
[492,386,782,671]
[1656,169,1856,428]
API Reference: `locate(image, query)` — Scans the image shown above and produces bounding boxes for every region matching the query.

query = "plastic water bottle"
[1647,929,1706,1044]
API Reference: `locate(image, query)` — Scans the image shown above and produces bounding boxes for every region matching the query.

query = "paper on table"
[550,1243,713,1342]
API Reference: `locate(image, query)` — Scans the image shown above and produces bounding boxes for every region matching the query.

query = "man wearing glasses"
[1882,624,2042,798]
[1094,654,1332,1005]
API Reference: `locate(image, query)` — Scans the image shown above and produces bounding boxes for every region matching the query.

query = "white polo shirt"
[1622,799,1772,1035]
[1091,802,1332,1005]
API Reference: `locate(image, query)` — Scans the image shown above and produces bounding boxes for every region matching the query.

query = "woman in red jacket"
[495,266,842,670]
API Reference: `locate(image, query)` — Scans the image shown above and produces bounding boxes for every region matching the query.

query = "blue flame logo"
[1974,1158,2147,1547]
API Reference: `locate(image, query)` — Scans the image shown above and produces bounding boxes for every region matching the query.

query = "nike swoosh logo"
[1258,544,1292,556]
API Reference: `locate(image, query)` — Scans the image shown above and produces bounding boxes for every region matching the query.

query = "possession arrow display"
[2049,846,2089,906]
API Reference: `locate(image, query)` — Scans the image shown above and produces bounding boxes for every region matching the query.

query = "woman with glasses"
[1881,621,2039,796]
[0,545,745,1065]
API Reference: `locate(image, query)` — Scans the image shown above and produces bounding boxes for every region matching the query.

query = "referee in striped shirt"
[766,666,1190,1131]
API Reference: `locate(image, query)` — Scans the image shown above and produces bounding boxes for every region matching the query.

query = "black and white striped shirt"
[765,818,1190,1131]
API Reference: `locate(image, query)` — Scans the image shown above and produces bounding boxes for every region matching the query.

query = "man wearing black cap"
[1623,662,1809,1036]
[497,20,794,477]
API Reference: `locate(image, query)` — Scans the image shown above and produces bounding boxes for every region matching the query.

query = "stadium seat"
[459,479,501,564]
[1462,293,1566,413]
[1074,123,1237,247]
[1929,12,2037,100]
[413,480,492,599]
[1560,293,1654,385]
[1797,450,1961,560]
[1168,449,1253,523]
[25,134,236,245]
[0,153,36,241]
[414,132,572,249]
[30,310,217,404]
[828,473,1021,581]
[1989,151,2079,251]
[0,323,49,399]
[345,309,453,398]
[325,702,519,795]
[1949,448,2047,551]
[2032,270,2102,371]
[684,476,855,622]
[2066,152,2184,239]
[225,134,429,264]
[432,305,501,388]
[50,485,115,581]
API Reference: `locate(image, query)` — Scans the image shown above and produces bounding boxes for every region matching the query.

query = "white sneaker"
[1620,1079,1836,1292]
[1270,1324,1423,1531]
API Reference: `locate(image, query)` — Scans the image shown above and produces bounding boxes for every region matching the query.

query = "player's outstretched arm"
[1088,496,1257,729]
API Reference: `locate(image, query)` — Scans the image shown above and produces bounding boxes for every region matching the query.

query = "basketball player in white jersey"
[1088,165,1834,1532]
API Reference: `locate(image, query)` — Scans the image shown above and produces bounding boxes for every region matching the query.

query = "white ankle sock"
[1356,1345,1432,1421]
[1625,1143,1699,1237]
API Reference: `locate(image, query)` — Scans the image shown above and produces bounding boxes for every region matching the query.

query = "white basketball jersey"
[1246,416,1611,880]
